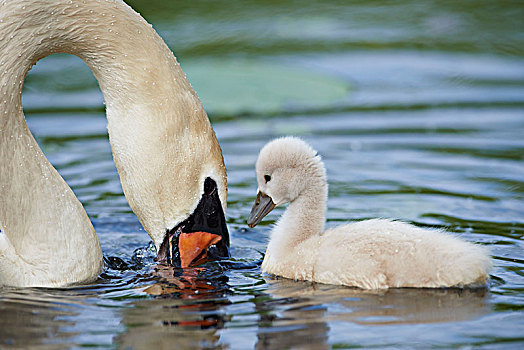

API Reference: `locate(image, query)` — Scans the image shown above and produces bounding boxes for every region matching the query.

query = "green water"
[2,0,524,348]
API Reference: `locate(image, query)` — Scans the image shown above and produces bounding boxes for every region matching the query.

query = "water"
[2,0,524,348]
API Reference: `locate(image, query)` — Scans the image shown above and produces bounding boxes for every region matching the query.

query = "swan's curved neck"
[273,174,328,249]
[0,0,226,277]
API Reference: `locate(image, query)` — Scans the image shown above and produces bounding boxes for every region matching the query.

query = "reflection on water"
[0,290,80,348]
[2,0,524,348]
[263,279,489,325]
[0,267,491,349]
[118,266,230,349]
[255,280,490,349]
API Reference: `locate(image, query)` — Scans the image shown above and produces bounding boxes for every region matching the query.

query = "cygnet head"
[247,137,326,227]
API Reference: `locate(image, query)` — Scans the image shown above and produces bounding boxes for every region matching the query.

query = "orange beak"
[178,231,222,268]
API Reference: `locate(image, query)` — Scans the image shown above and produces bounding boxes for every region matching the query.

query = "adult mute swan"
[0,0,229,287]
[247,137,492,289]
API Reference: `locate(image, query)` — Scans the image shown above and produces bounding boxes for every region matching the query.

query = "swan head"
[247,137,325,227]
[155,177,230,268]
[107,103,230,268]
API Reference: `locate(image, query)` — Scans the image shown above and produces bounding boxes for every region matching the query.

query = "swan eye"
[264,174,271,183]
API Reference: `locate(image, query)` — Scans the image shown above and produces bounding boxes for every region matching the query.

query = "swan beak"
[179,232,222,268]
[247,191,276,228]
[157,177,230,267]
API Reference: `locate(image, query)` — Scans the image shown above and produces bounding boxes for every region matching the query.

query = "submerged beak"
[157,177,230,268]
[247,191,276,228]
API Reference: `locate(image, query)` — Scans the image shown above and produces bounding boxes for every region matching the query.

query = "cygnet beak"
[157,178,230,267]
[247,191,276,228]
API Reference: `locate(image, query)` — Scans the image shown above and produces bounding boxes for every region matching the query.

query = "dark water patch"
[72,177,110,190]
[470,177,524,198]
[330,182,498,202]
[420,213,524,239]
[209,100,524,122]
[24,106,106,115]
[447,77,524,88]
[172,40,524,59]
[96,191,125,200]
[495,256,524,265]
[38,133,109,145]
[417,145,524,161]
[318,126,480,137]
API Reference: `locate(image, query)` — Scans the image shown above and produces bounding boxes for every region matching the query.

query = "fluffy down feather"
[250,137,491,289]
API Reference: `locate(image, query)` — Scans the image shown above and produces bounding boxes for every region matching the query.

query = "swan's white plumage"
[253,137,491,289]
[0,0,226,287]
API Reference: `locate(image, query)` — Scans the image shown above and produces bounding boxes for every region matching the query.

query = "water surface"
[2,0,524,348]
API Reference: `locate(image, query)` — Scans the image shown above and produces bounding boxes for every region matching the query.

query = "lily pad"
[182,58,351,116]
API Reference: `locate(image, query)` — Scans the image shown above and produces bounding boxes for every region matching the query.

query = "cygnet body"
[247,137,491,289]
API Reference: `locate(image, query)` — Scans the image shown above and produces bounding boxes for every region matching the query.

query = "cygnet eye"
[264,174,271,183]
